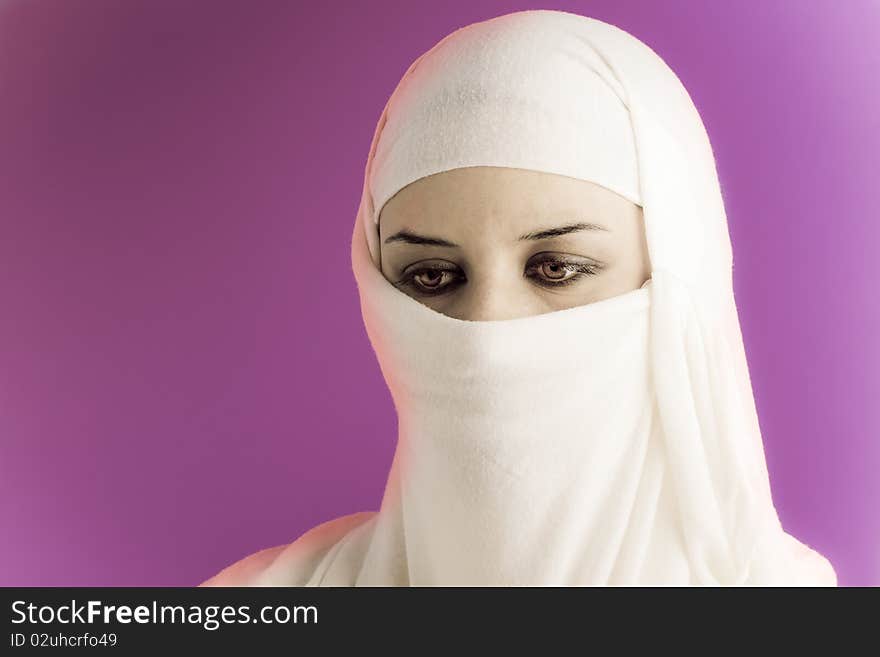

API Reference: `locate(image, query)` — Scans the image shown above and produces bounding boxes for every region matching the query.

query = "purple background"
[1,0,877,586]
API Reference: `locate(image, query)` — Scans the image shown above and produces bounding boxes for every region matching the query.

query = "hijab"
[201,9,836,586]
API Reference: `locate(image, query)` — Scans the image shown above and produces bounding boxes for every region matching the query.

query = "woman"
[201,9,836,586]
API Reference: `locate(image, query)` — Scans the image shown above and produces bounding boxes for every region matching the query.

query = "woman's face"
[378,166,651,321]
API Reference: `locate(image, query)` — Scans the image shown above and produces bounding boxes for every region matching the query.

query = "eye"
[396,263,464,296]
[525,255,603,288]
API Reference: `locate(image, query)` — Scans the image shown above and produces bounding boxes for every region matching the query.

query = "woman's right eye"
[397,266,463,296]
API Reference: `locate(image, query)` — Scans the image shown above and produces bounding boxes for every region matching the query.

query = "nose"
[449,275,535,322]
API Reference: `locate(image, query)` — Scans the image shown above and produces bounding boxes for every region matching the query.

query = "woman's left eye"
[526,258,602,287]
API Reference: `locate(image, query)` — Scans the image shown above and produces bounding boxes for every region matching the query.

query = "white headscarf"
[201,9,836,586]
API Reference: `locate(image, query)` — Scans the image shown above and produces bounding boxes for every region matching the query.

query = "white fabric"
[201,9,836,586]
[368,17,643,218]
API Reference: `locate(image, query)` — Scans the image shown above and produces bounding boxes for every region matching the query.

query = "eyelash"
[396,258,603,297]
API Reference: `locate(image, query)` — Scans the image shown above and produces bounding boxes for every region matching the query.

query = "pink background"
[1,0,877,586]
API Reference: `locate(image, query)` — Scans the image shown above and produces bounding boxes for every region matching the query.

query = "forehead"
[378,166,636,238]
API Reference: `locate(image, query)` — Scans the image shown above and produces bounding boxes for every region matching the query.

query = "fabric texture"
[201,9,836,586]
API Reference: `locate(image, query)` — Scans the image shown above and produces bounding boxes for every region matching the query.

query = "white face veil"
[203,9,836,587]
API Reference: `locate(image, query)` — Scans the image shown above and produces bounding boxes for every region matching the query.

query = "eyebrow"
[382,221,609,247]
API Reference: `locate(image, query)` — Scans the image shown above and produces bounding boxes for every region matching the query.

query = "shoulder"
[792,539,838,586]
[746,531,838,587]
[198,511,376,587]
